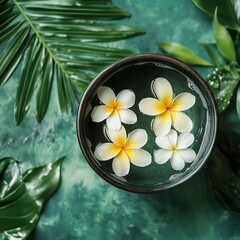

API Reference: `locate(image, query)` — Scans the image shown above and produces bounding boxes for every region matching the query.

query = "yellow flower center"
[169,145,176,151]
[116,136,127,148]
[161,95,172,107]
[115,136,134,153]
[108,98,123,110]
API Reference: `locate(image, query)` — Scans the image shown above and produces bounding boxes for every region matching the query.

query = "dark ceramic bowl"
[77,54,218,193]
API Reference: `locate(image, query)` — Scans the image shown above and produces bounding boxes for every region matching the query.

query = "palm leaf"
[0,0,144,124]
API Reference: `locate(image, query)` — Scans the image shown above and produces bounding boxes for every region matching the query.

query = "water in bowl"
[85,61,209,188]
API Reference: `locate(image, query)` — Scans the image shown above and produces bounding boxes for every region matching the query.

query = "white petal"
[155,135,171,149]
[177,149,196,163]
[167,129,178,146]
[112,150,130,176]
[106,110,121,131]
[170,93,196,111]
[106,125,127,147]
[126,129,148,149]
[94,143,121,161]
[138,98,166,116]
[118,109,137,124]
[154,149,172,164]
[171,111,193,133]
[153,77,173,106]
[91,105,113,122]
[152,110,171,136]
[97,86,115,106]
[176,132,195,149]
[155,129,177,149]
[116,89,135,108]
[125,149,152,167]
[170,151,185,171]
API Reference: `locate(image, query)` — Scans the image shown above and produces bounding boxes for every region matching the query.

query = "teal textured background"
[1,0,240,239]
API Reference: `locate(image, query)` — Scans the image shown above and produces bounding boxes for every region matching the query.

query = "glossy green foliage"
[0,156,64,239]
[192,0,240,31]
[209,131,240,215]
[158,42,212,66]
[206,64,239,112]
[158,41,240,113]
[237,86,240,120]
[202,43,225,67]
[0,0,144,124]
[213,9,236,62]
[159,5,240,115]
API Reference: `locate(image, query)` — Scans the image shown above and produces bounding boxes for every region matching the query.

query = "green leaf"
[49,42,133,58]
[213,8,236,62]
[209,131,240,215]
[0,0,144,124]
[15,37,42,125]
[0,4,14,19]
[237,85,240,120]
[192,0,240,31]
[36,22,144,42]
[0,21,24,44]
[0,157,15,175]
[36,54,54,122]
[56,67,69,112]
[206,65,239,112]
[158,42,213,66]
[25,4,131,20]
[0,12,19,31]
[0,156,64,239]
[202,43,225,67]
[0,26,31,86]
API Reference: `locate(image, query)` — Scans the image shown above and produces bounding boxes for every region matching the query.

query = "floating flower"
[154,129,196,171]
[91,86,137,131]
[94,126,152,176]
[139,77,196,136]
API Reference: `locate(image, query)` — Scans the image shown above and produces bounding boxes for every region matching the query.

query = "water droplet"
[208,79,220,89]
[188,82,195,90]
[150,119,154,131]
[29,219,35,224]
[154,63,165,68]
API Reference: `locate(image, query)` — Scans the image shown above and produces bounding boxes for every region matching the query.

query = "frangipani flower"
[154,129,196,171]
[91,86,137,131]
[139,77,196,136]
[94,126,152,176]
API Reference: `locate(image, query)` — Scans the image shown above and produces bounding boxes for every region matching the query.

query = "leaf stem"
[14,0,71,81]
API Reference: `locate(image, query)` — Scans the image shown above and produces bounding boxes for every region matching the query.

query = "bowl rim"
[76,53,218,194]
